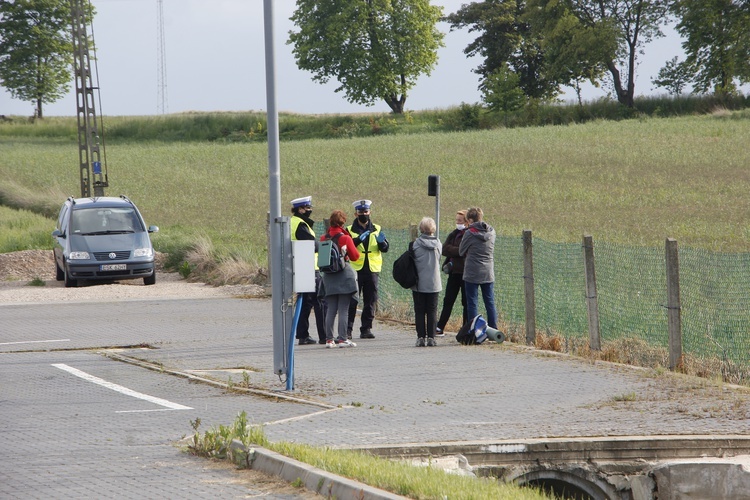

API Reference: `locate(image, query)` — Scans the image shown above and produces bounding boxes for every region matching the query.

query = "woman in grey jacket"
[458,207,497,329]
[412,217,442,346]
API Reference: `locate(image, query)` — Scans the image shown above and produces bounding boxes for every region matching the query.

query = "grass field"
[2,111,749,258]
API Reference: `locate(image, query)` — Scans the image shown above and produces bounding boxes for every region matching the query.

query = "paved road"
[3,295,750,498]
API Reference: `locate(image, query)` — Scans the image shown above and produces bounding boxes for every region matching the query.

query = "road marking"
[52,363,192,411]
[0,339,71,346]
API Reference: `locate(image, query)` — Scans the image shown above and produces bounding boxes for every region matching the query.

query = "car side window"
[58,205,69,234]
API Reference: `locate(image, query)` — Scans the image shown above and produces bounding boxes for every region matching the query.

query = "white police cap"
[291,196,312,208]
[352,199,372,211]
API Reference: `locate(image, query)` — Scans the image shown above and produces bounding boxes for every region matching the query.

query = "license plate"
[100,263,127,271]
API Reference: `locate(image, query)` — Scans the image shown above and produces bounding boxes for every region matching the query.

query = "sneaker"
[325,340,335,349]
[359,330,375,339]
[426,337,437,347]
[298,336,317,345]
[435,327,445,337]
[318,339,327,345]
[416,337,426,347]
[337,339,357,348]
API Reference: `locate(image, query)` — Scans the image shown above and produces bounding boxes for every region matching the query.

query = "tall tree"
[523,3,616,103]
[444,0,559,101]
[0,0,74,118]
[527,0,670,108]
[288,0,444,114]
[672,0,750,98]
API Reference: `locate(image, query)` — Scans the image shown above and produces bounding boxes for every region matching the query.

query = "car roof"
[68,197,136,210]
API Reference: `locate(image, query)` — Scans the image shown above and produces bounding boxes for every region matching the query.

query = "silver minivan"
[52,196,159,287]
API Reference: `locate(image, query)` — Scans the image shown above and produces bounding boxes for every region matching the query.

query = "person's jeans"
[464,281,497,329]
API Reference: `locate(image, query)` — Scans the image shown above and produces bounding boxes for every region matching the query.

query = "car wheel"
[55,261,64,281]
[143,272,156,286]
[63,263,77,288]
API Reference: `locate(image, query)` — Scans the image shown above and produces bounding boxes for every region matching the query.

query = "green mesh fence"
[596,242,668,346]
[680,249,750,367]
[313,222,750,372]
[530,239,588,337]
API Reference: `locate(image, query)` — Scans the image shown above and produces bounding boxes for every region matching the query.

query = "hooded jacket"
[412,233,442,293]
[458,221,496,284]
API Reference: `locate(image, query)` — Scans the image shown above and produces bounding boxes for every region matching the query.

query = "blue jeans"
[464,281,497,329]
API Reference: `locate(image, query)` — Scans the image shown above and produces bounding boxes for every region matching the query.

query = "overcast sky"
[0,0,707,117]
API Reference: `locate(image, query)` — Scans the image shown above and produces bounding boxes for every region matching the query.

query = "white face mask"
[456,224,466,230]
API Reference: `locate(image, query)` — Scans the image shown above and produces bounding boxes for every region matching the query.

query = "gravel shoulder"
[0,250,265,304]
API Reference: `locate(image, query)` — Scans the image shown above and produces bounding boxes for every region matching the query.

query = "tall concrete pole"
[263,0,286,375]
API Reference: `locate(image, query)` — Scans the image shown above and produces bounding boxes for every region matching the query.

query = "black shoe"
[359,330,375,339]
[318,339,326,345]
[299,337,316,345]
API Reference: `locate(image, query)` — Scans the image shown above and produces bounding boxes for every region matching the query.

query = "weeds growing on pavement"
[187,412,552,499]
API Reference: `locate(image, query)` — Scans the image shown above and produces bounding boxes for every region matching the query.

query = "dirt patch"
[0,250,265,303]
[0,249,56,281]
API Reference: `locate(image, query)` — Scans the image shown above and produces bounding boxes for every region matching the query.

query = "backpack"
[318,233,346,273]
[456,315,488,345]
[392,242,418,289]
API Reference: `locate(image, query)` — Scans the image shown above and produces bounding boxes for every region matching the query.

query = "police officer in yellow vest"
[291,196,326,345]
[347,199,389,339]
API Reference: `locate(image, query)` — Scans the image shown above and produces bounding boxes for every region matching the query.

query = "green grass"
[0,205,55,253]
[188,412,552,500]
[2,112,749,255]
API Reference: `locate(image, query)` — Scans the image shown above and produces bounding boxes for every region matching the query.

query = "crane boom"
[70,0,107,197]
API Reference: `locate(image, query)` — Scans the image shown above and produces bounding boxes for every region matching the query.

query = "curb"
[230,440,406,499]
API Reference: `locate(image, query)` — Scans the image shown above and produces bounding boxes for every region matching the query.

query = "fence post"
[665,238,683,371]
[582,235,601,350]
[523,230,536,345]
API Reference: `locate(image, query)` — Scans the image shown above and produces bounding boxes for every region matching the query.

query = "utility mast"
[70,0,108,197]
[157,0,168,114]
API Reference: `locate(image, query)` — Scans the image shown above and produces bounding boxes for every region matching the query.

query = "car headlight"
[68,251,90,260]
[134,247,153,258]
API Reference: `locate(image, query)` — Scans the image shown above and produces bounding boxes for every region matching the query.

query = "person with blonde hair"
[411,217,442,346]
[459,207,497,329]
[436,209,468,335]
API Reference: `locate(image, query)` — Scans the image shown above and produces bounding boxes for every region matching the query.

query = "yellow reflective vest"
[347,223,383,272]
[291,215,318,270]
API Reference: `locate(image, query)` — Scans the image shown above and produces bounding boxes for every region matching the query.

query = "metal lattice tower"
[71,0,108,197]
[157,0,168,114]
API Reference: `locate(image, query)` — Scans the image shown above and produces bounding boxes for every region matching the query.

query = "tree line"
[2,0,749,118]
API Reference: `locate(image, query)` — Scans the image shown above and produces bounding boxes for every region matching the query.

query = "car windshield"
[70,207,142,235]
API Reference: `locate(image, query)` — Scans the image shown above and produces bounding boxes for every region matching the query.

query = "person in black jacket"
[346,199,389,339]
[436,209,468,335]
[290,196,326,345]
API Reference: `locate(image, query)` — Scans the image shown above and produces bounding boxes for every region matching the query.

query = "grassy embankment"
[1,108,749,264]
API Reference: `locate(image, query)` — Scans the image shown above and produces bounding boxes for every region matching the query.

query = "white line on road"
[0,339,71,346]
[52,363,192,411]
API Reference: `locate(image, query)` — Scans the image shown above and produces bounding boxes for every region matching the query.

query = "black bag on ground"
[392,241,418,289]
[318,233,345,273]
